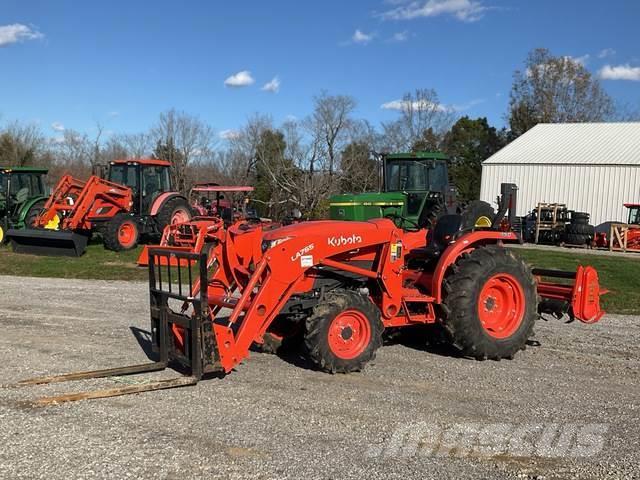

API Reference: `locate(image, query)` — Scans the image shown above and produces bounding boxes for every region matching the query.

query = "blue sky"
[1,0,639,140]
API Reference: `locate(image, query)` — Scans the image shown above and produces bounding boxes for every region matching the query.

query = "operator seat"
[405,214,463,263]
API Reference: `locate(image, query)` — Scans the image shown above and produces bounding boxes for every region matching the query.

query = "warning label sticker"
[300,255,314,267]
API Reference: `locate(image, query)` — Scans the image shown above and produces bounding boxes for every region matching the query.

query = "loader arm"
[36,175,133,230]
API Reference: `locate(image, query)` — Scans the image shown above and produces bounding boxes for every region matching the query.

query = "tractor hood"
[262,219,392,244]
[329,191,405,223]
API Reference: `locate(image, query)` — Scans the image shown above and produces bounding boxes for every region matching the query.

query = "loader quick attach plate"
[6,228,89,256]
[148,248,221,377]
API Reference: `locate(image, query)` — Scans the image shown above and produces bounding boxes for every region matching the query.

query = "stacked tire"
[564,211,595,246]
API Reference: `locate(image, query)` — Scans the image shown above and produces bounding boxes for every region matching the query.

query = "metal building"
[480,122,640,227]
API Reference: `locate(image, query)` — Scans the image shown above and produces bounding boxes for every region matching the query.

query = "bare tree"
[0,121,46,166]
[151,109,216,193]
[508,48,615,137]
[381,89,455,152]
[120,132,152,158]
[305,91,357,178]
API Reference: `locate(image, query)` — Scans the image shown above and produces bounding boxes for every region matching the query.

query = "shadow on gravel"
[130,326,159,362]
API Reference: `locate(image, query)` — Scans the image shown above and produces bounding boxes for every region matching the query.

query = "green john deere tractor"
[329,151,494,230]
[0,166,49,244]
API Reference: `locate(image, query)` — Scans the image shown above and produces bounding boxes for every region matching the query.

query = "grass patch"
[512,247,640,315]
[0,242,148,281]
[1,241,638,314]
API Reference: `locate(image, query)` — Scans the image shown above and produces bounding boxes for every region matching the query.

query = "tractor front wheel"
[304,290,383,373]
[103,214,140,251]
[441,246,537,360]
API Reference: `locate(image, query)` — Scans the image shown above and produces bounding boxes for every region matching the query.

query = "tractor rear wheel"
[441,246,537,360]
[156,197,193,232]
[103,214,140,251]
[304,290,383,373]
[461,200,495,229]
[25,200,46,227]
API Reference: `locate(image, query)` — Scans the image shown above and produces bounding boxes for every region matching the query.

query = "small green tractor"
[0,167,49,244]
[329,151,494,230]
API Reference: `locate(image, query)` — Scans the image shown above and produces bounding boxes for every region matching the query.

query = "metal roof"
[483,122,640,166]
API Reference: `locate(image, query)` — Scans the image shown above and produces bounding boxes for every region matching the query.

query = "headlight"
[261,236,292,252]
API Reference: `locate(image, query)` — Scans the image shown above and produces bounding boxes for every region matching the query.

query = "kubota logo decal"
[327,234,363,247]
[291,243,314,262]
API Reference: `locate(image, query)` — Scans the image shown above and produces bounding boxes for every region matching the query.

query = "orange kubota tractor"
[12,184,607,405]
[7,159,193,256]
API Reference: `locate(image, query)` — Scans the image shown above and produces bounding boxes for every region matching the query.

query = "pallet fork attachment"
[7,249,214,406]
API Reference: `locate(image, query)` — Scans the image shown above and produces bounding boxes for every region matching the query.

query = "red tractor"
[12,184,606,405]
[7,159,193,256]
[136,183,265,266]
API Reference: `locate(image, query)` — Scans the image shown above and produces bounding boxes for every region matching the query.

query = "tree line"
[1,48,636,219]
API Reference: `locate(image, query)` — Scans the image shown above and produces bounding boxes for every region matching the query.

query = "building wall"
[480,164,640,227]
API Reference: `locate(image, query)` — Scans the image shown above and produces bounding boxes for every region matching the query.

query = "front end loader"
[9,183,606,406]
[6,159,193,256]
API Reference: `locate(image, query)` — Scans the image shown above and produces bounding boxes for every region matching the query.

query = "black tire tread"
[441,246,537,360]
[25,199,46,227]
[103,213,139,251]
[155,197,193,232]
[304,290,383,373]
[461,200,495,229]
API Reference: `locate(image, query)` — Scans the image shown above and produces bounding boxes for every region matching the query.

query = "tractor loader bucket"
[6,228,90,257]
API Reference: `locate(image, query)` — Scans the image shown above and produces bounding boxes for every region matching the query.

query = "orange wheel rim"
[477,273,525,339]
[118,222,137,248]
[327,309,371,360]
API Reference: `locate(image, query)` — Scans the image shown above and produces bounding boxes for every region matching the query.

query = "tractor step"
[6,228,89,256]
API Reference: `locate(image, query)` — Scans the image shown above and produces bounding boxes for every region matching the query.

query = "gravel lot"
[0,275,638,479]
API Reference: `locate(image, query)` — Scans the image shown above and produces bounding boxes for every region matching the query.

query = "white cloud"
[597,48,616,59]
[352,29,374,45]
[380,0,488,22]
[0,23,43,47]
[261,76,280,93]
[391,31,410,42]
[381,97,484,112]
[598,64,640,81]
[381,99,449,112]
[219,129,241,141]
[224,70,255,88]
[108,111,120,117]
[51,121,65,132]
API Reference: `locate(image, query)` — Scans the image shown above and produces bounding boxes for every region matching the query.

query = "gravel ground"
[0,275,638,480]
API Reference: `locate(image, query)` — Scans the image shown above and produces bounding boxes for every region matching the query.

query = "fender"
[431,230,520,304]
[16,195,48,224]
[149,192,186,216]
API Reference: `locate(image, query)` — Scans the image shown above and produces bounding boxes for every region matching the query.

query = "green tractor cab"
[330,151,494,230]
[0,167,49,244]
